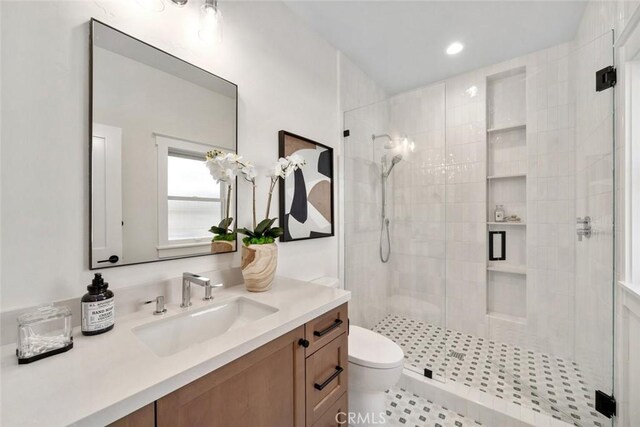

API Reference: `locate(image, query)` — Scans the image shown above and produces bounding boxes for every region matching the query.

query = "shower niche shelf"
[485,66,528,322]
[487,174,527,180]
[487,264,527,275]
[487,123,526,134]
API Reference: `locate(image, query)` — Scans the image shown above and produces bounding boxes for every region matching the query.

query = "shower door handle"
[576,216,592,241]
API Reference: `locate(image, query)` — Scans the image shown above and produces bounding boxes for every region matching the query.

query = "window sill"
[157,241,212,258]
[618,281,640,301]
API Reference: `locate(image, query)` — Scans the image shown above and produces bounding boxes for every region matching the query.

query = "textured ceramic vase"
[241,243,278,292]
[211,240,236,254]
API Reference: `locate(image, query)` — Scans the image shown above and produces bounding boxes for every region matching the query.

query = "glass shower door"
[483,30,616,426]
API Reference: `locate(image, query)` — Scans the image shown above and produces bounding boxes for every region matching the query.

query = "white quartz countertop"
[1,277,350,426]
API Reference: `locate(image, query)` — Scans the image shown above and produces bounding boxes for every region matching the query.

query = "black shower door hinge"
[595,390,616,418]
[343,129,350,137]
[596,66,617,91]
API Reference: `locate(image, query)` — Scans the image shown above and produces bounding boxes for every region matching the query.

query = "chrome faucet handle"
[204,283,224,301]
[144,296,167,315]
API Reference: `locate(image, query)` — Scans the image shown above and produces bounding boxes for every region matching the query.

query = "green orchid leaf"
[237,228,255,237]
[209,226,226,235]
[265,227,283,238]
[255,218,277,235]
[218,218,233,229]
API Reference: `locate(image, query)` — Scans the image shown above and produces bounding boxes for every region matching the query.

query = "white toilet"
[310,277,404,426]
[348,325,404,426]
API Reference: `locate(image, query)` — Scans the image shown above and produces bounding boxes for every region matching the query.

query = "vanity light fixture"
[446,41,464,55]
[199,0,223,43]
[170,0,188,6]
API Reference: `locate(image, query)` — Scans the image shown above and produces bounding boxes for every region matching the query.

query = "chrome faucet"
[181,273,222,307]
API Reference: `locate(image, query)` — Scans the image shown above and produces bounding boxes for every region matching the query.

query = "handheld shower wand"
[379,154,403,263]
[372,134,405,263]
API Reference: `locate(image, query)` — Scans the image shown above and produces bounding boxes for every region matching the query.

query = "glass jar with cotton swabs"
[16,304,73,364]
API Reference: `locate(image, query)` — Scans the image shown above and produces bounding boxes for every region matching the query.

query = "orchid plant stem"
[225,184,232,230]
[265,178,278,221]
[252,183,257,230]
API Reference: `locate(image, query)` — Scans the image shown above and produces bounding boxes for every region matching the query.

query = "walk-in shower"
[344,29,615,427]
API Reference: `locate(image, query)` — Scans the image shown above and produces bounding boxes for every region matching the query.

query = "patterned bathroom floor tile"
[374,314,608,427]
[385,387,481,427]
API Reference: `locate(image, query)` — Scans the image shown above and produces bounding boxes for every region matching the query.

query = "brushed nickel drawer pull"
[313,319,343,337]
[314,366,344,391]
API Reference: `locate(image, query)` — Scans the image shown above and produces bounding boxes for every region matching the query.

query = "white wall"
[1,0,341,311]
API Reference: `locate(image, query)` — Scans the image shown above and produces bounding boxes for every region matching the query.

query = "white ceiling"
[285,1,587,94]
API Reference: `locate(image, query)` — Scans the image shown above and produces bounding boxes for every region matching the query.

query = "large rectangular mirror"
[90,20,237,269]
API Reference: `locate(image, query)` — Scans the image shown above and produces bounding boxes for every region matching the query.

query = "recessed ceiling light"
[446,42,464,55]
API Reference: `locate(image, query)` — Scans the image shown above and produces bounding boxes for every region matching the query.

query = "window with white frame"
[167,152,223,241]
[156,134,225,254]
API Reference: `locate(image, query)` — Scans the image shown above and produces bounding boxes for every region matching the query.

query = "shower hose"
[380,217,391,263]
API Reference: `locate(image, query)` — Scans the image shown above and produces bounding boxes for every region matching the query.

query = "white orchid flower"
[269,161,284,179]
[288,154,306,169]
[241,163,257,182]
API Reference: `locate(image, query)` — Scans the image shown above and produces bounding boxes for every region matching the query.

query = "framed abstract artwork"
[279,130,334,242]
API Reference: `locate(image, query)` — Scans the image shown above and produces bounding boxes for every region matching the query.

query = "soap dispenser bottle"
[81,273,115,336]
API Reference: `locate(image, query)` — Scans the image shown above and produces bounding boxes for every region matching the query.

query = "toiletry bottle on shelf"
[81,273,115,336]
[495,205,505,222]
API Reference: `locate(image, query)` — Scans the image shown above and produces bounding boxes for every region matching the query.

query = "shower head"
[371,134,395,149]
[383,154,403,177]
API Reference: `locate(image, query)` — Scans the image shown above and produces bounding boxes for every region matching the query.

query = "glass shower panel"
[343,100,390,330]
[343,83,449,382]
[482,31,615,426]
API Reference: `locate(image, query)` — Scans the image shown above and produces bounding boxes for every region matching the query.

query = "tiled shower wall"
[379,43,577,359]
[388,83,447,327]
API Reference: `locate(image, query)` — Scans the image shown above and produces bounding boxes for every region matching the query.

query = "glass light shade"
[199,1,223,43]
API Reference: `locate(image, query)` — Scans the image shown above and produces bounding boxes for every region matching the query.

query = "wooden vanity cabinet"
[112,303,348,427]
[157,326,306,427]
[108,403,154,427]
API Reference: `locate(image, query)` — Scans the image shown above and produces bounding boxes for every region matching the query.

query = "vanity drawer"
[306,333,348,426]
[305,303,348,356]
[312,392,349,427]
[312,392,348,427]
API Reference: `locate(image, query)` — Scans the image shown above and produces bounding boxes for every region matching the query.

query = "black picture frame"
[278,130,335,242]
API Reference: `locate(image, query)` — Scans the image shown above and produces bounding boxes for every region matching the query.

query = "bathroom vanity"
[0,277,350,426]
[115,303,348,427]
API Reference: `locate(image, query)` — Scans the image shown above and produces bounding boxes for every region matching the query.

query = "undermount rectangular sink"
[133,297,278,357]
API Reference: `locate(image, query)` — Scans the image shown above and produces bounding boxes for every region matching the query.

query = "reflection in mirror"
[90,20,237,269]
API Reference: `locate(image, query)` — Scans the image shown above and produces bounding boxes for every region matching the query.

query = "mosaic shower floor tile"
[386,387,481,427]
[374,314,609,427]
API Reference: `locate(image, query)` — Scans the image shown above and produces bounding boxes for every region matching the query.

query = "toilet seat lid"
[348,325,404,369]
